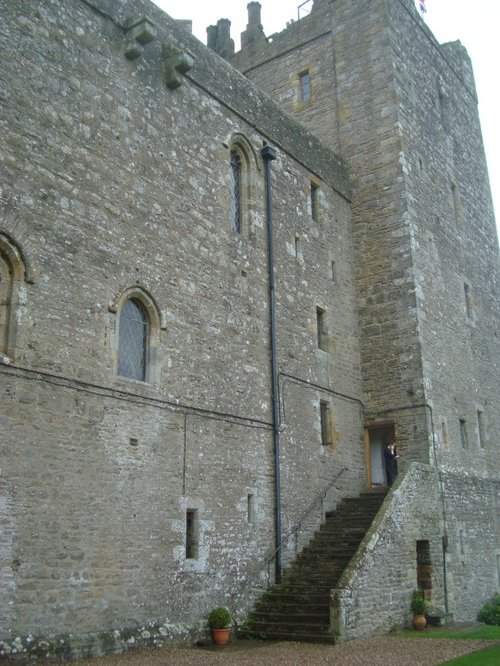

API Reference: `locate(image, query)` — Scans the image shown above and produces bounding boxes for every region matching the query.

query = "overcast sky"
[152,0,500,242]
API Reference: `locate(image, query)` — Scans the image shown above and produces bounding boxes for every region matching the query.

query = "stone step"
[257,590,331,604]
[243,492,386,643]
[283,566,348,579]
[239,629,335,644]
[250,610,329,624]
[255,601,330,614]
[266,581,335,592]
[245,620,331,636]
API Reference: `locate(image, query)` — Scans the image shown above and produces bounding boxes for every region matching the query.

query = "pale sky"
[152,0,500,242]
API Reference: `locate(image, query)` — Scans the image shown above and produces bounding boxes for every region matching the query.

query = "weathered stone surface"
[234,0,499,638]
[1,0,498,659]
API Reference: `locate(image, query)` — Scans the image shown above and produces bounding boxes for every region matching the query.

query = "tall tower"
[230,0,500,618]
[232,0,499,468]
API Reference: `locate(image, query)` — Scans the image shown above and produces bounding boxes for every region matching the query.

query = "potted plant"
[411,589,428,630]
[207,607,232,645]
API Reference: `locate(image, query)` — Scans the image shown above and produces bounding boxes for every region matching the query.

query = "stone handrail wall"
[330,463,444,640]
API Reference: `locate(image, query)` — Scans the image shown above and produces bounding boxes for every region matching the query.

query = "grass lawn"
[437,645,500,665]
[400,625,500,640]
[398,624,500,666]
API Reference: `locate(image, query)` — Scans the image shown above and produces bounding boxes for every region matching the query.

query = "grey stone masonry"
[232,0,499,639]
[1,0,364,659]
[1,0,499,659]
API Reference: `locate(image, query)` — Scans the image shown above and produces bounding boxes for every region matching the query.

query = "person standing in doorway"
[384,441,399,486]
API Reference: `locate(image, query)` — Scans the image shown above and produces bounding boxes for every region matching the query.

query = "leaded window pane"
[118,299,147,381]
[300,71,311,102]
[230,151,242,233]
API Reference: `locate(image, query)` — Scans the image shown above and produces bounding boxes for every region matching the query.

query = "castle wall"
[332,464,446,639]
[332,463,499,639]
[1,0,499,657]
[232,0,500,633]
[390,0,500,476]
[388,0,500,612]
[232,0,340,154]
[1,0,365,656]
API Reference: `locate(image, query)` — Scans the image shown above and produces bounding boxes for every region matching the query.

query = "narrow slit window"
[459,419,468,449]
[464,283,473,319]
[477,410,486,449]
[247,494,255,524]
[416,540,432,596]
[320,400,330,447]
[230,150,242,233]
[441,419,448,445]
[185,509,198,559]
[299,70,311,102]
[451,182,461,223]
[310,182,319,221]
[459,529,466,556]
[294,235,302,260]
[330,260,336,282]
[316,307,326,350]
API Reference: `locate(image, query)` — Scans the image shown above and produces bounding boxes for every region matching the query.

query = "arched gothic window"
[0,250,13,354]
[230,150,242,233]
[0,234,30,360]
[118,298,148,381]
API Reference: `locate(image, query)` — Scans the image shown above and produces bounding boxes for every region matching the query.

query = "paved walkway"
[31,627,498,666]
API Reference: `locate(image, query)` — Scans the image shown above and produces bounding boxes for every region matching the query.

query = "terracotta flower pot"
[412,614,427,630]
[210,627,231,645]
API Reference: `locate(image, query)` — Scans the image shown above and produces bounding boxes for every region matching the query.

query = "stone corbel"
[163,45,194,89]
[124,16,156,60]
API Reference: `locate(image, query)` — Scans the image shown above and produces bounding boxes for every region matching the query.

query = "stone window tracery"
[110,286,163,385]
[118,298,148,381]
[299,70,311,102]
[0,234,30,361]
[227,134,261,239]
[230,150,242,233]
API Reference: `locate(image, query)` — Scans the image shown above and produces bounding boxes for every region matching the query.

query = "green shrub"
[207,607,231,629]
[477,594,500,626]
[411,589,428,615]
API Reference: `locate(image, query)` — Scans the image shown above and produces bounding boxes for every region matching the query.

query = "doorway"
[366,425,395,488]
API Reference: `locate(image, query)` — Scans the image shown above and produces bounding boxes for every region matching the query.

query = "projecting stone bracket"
[124,16,156,60]
[162,45,194,89]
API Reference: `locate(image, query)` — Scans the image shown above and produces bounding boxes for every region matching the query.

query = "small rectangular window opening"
[451,183,460,223]
[294,235,302,260]
[441,419,448,445]
[316,307,326,350]
[299,70,311,102]
[477,410,486,449]
[310,182,318,221]
[459,419,468,449]
[247,494,255,524]
[459,529,466,556]
[464,283,472,319]
[416,540,432,597]
[185,509,198,559]
[330,260,336,282]
[320,400,330,447]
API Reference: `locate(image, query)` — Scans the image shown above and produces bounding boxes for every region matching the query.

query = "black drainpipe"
[261,143,281,584]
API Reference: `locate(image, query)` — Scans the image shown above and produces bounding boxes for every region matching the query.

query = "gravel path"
[34,634,498,666]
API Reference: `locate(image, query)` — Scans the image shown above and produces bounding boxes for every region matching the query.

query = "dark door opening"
[366,425,395,488]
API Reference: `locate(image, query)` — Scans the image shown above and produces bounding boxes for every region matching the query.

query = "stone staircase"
[241,491,386,643]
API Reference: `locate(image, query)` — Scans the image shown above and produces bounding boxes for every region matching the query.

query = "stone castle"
[1,0,499,659]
